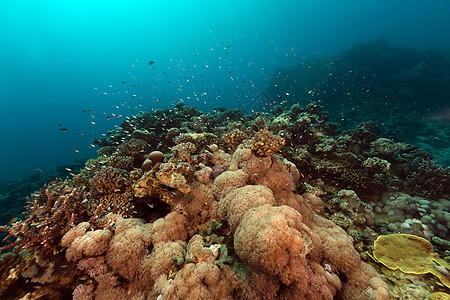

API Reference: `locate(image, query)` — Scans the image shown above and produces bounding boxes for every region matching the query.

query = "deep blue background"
[1,0,449,181]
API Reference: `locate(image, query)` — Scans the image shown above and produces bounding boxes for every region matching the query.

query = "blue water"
[1,0,449,181]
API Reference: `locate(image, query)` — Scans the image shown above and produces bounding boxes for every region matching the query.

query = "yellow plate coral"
[371,234,450,289]
[427,292,450,300]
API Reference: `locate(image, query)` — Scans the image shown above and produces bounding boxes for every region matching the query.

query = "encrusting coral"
[0,103,448,299]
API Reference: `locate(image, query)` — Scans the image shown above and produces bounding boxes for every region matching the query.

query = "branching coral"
[0,187,87,260]
[89,166,131,196]
[251,128,285,157]
[86,190,135,218]
[395,149,450,197]
[370,138,409,155]
[362,157,391,173]
[222,129,245,152]
[174,132,218,151]
[106,155,134,171]
[118,138,150,157]
[85,166,137,218]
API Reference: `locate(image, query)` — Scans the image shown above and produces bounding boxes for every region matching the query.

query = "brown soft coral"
[89,214,185,282]
[155,262,250,299]
[63,227,113,262]
[235,205,315,283]
[185,182,218,230]
[313,217,362,274]
[151,211,188,244]
[234,204,337,299]
[338,264,390,300]
[217,185,276,232]
[60,213,188,297]
[231,149,305,212]
[146,241,186,280]
[212,170,248,199]
[105,217,153,282]
[311,216,389,299]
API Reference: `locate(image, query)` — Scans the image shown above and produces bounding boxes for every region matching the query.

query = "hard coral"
[222,129,245,152]
[149,150,165,164]
[326,189,374,234]
[184,234,216,264]
[6,103,442,299]
[171,142,196,163]
[106,155,134,171]
[118,138,149,164]
[251,128,285,157]
[133,166,189,206]
[156,162,192,194]
[371,234,450,289]
[396,149,450,198]
[0,188,87,260]
[370,138,408,155]
[362,157,391,173]
[89,166,131,196]
[174,132,217,151]
[87,190,135,218]
[85,165,137,218]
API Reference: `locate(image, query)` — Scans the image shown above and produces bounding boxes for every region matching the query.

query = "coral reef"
[0,103,448,299]
[264,39,450,166]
